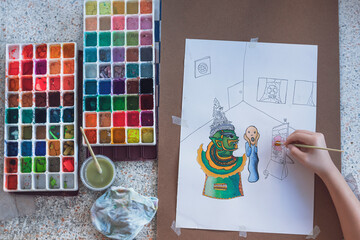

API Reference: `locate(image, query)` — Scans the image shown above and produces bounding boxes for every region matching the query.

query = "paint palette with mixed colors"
[4,43,78,192]
[83,0,156,145]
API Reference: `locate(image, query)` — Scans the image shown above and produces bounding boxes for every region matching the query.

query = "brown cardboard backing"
[157,0,342,239]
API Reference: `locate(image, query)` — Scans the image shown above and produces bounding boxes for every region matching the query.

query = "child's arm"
[285,130,360,240]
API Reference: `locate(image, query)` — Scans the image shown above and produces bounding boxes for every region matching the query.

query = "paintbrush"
[80,127,103,174]
[274,141,343,153]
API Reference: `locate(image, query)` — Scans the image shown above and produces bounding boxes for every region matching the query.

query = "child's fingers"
[293,129,315,135]
[285,132,316,146]
[288,144,307,161]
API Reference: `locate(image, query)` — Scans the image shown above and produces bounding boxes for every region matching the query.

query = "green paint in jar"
[85,157,115,189]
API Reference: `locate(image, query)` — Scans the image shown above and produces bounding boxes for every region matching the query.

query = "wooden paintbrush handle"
[293,143,343,153]
[80,127,103,174]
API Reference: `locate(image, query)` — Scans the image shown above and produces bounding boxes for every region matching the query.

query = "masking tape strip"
[154,0,161,21]
[305,225,320,239]
[171,220,181,236]
[239,225,247,238]
[345,172,360,200]
[155,42,160,64]
[172,116,188,127]
[249,37,259,48]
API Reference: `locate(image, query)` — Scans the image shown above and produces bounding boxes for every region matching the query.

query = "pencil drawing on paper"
[263,120,294,180]
[227,81,244,109]
[257,77,288,104]
[244,126,260,183]
[197,98,247,199]
[194,56,211,78]
[177,39,317,234]
[292,80,316,107]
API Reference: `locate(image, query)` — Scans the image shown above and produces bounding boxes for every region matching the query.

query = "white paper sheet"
[176,39,317,235]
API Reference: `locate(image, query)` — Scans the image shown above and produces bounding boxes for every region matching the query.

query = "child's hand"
[285,130,336,178]
[286,132,360,240]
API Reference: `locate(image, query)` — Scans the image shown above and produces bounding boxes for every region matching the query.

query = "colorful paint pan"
[83,0,156,145]
[4,43,78,192]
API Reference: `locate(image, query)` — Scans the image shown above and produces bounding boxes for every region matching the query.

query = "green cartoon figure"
[197,98,247,199]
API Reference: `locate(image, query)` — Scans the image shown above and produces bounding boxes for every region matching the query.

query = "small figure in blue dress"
[244,126,260,183]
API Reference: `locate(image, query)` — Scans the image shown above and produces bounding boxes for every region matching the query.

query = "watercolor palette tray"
[4,42,78,192]
[83,0,156,146]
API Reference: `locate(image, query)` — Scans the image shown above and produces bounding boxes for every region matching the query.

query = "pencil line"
[180,119,213,142]
[242,101,283,124]
[180,100,245,142]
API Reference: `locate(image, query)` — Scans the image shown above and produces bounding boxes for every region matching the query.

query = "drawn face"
[245,126,259,145]
[267,84,278,98]
[211,130,239,152]
[221,130,239,151]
